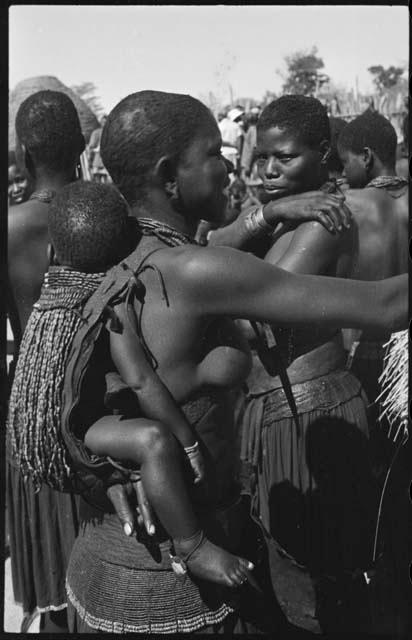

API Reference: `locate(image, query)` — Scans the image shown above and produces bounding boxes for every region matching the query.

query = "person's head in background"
[8,150,30,205]
[228,175,247,213]
[246,106,261,128]
[328,117,347,181]
[395,112,409,179]
[15,90,85,187]
[228,106,245,128]
[338,111,398,188]
[256,94,331,200]
[49,181,138,274]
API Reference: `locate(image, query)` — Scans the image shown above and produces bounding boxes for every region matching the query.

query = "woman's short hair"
[101,90,213,205]
[257,95,331,148]
[338,111,398,167]
[15,90,83,172]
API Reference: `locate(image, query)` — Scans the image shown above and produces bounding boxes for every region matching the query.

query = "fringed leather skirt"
[241,368,378,575]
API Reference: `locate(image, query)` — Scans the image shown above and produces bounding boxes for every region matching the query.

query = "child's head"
[256,95,331,197]
[49,181,137,273]
[15,90,85,177]
[337,111,398,188]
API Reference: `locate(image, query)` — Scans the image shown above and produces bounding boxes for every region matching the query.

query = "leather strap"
[250,321,301,438]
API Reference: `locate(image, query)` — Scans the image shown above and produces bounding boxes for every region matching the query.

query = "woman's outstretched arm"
[177,246,407,333]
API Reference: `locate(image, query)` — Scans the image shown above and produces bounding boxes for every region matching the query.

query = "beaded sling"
[8,235,163,495]
[7,267,105,491]
[58,228,185,496]
[8,207,199,491]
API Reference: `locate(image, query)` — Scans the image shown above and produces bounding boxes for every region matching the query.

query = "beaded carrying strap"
[366,175,408,198]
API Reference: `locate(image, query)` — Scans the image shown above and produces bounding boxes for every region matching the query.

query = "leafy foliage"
[282,47,329,96]
[368,65,405,91]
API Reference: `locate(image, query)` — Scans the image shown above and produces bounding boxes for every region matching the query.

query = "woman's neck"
[33,170,74,193]
[371,165,397,180]
[130,193,196,238]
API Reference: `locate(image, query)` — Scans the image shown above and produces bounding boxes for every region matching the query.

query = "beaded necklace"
[29,189,56,204]
[366,176,408,198]
[138,217,197,247]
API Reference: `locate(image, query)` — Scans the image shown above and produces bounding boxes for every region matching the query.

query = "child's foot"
[172,531,254,587]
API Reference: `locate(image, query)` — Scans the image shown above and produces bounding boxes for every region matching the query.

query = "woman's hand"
[263,190,352,234]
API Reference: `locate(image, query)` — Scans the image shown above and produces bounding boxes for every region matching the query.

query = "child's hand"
[184,442,206,484]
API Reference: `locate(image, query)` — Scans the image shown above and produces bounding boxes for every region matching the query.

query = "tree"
[70,82,104,118]
[368,65,405,92]
[281,47,329,96]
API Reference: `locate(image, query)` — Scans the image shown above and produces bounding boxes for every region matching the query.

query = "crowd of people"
[5,85,409,636]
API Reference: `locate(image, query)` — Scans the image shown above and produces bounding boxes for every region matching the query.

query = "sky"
[9,5,409,112]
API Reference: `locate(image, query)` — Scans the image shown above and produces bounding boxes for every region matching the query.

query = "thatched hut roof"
[9,75,99,150]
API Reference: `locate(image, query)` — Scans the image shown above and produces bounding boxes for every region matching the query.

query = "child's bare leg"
[85,416,254,587]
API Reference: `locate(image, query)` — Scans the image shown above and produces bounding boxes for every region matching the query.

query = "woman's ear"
[320,140,331,165]
[153,155,179,199]
[363,146,374,171]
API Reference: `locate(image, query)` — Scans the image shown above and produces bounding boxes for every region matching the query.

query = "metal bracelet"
[244,205,274,238]
[254,205,274,232]
[184,441,199,455]
[244,207,264,237]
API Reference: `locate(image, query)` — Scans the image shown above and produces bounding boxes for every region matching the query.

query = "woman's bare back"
[8,200,50,333]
